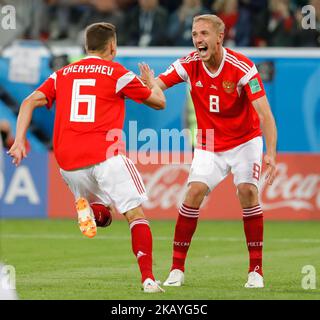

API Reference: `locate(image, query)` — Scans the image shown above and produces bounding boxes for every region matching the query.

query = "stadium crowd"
[0,0,319,48]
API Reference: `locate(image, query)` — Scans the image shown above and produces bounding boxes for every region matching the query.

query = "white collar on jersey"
[201,47,226,79]
[82,55,103,60]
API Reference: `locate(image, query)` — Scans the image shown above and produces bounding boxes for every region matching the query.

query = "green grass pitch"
[1,219,320,300]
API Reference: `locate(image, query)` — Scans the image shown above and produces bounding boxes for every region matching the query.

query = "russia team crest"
[222,80,235,93]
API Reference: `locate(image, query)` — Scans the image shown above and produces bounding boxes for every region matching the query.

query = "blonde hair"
[193,14,225,33]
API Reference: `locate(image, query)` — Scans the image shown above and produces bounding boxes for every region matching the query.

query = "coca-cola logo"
[260,163,320,211]
[141,162,320,213]
[142,165,189,210]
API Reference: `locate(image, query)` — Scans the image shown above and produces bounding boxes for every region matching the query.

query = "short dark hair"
[85,22,116,53]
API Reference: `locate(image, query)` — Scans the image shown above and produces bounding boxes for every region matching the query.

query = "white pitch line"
[1,233,320,244]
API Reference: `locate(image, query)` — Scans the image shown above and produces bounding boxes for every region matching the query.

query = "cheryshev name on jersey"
[63,64,114,76]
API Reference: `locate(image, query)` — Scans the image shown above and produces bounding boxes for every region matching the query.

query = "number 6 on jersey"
[70,79,96,122]
[209,95,219,113]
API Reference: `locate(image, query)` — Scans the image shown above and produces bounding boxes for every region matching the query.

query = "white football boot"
[143,278,165,293]
[163,269,185,287]
[244,271,264,288]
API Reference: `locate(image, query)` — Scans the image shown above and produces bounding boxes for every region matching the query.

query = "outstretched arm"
[155,77,168,91]
[8,91,48,166]
[252,95,277,185]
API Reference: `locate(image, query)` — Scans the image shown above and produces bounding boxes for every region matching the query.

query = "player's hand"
[138,63,155,89]
[7,140,27,166]
[264,154,276,185]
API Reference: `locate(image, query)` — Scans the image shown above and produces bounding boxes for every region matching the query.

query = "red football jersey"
[159,47,265,152]
[36,56,151,170]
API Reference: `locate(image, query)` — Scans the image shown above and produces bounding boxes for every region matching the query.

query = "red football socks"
[171,204,200,272]
[242,205,264,275]
[129,219,154,283]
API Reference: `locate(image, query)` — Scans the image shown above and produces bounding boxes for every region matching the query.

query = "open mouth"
[198,45,208,55]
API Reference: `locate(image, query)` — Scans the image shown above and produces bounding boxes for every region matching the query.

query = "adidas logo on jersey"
[195,81,203,87]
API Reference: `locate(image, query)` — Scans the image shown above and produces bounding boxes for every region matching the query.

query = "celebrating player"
[156,15,277,288]
[8,22,165,293]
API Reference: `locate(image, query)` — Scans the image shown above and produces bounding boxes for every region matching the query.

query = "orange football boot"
[76,197,97,238]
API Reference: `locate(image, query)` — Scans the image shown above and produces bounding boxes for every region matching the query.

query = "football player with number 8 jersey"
[156,15,278,288]
[8,22,165,293]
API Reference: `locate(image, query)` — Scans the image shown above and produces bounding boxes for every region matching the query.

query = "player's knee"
[185,183,208,207]
[124,205,146,224]
[237,183,258,203]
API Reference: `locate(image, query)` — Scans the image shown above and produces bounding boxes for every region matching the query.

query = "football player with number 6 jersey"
[156,15,278,289]
[8,22,165,293]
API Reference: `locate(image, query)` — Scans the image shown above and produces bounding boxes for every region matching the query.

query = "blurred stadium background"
[0,0,320,300]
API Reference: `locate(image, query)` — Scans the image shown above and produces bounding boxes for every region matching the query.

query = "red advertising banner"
[48,153,320,220]
[48,153,75,219]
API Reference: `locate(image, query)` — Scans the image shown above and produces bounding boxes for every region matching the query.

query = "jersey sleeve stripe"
[180,55,200,64]
[226,53,251,71]
[180,53,199,60]
[116,71,136,93]
[225,57,249,74]
[173,60,189,82]
[226,55,250,73]
[237,65,258,87]
[49,72,57,90]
